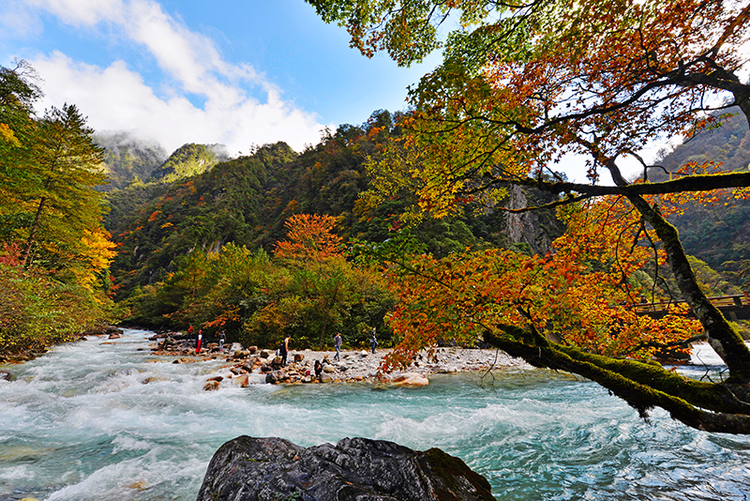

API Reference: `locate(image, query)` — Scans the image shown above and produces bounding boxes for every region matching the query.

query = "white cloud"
[32,51,324,154]
[3,0,327,154]
[26,0,125,27]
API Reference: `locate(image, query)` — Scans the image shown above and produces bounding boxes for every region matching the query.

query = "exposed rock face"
[503,184,564,255]
[196,436,494,501]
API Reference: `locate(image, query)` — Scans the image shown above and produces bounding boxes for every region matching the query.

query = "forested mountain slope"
[656,109,750,283]
[95,132,166,191]
[105,110,565,310]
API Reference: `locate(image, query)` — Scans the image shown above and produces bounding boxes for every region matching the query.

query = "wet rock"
[160,336,177,349]
[0,370,12,381]
[173,358,196,364]
[141,376,168,384]
[293,353,304,363]
[108,332,122,339]
[271,356,284,368]
[203,380,221,391]
[196,435,494,501]
[259,350,270,359]
[265,370,286,384]
[392,373,430,387]
[233,374,249,387]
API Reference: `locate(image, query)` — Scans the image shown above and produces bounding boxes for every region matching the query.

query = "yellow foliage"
[74,228,117,289]
[0,123,20,147]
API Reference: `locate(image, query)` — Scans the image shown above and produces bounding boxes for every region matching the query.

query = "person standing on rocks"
[334,333,342,361]
[218,331,226,352]
[370,327,378,354]
[196,330,203,354]
[279,336,290,366]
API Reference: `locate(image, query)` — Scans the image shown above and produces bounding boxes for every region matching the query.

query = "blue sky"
[0,0,441,155]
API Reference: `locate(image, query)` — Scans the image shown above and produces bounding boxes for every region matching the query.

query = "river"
[1,329,749,500]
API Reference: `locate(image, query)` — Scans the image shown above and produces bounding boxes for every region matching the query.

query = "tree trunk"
[625,193,750,382]
[22,195,47,269]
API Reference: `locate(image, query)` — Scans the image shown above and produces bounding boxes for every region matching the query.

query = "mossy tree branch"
[484,327,750,434]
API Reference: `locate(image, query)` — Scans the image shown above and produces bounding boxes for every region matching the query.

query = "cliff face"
[503,184,564,255]
[196,435,495,501]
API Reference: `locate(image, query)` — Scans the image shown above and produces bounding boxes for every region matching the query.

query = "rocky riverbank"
[145,332,531,388]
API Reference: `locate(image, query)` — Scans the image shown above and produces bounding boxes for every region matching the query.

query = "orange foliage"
[274,214,344,263]
[382,196,700,371]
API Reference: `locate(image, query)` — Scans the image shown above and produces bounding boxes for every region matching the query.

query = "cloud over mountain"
[1,0,328,153]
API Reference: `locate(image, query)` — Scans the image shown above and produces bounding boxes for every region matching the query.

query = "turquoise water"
[1,329,749,500]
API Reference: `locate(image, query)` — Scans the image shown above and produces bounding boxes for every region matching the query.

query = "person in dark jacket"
[279,336,290,366]
[334,333,342,361]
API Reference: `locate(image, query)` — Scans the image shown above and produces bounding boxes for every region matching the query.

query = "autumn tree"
[308,0,750,433]
[275,213,344,262]
[263,213,394,347]
[126,217,394,349]
[0,61,118,359]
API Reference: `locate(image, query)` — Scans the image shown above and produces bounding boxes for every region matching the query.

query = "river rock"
[173,357,196,364]
[0,370,12,381]
[203,380,221,391]
[265,370,287,384]
[392,373,430,386]
[293,353,304,363]
[82,325,123,337]
[233,350,252,359]
[233,374,249,387]
[196,435,494,501]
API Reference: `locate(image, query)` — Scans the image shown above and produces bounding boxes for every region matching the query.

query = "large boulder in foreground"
[196,435,494,501]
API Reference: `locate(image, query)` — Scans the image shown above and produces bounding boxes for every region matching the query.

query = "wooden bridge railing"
[631,293,750,315]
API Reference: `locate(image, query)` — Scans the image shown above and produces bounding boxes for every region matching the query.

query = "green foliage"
[147,143,222,184]
[95,132,167,191]
[0,260,120,361]
[652,109,750,283]
[109,142,296,298]
[0,61,119,360]
[125,242,395,350]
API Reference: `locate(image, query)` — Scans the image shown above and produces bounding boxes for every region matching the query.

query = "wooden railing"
[632,293,750,316]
